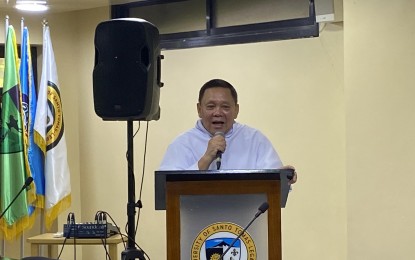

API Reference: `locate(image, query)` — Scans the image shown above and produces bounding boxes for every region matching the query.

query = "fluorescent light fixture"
[15,0,49,12]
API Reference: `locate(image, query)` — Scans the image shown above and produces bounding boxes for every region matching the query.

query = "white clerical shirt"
[159,120,282,170]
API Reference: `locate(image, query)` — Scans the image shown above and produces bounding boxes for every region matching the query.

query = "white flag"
[33,25,71,229]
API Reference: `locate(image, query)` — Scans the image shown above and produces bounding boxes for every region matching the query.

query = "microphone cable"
[124,122,149,238]
[73,216,77,260]
[95,210,126,248]
[95,211,112,260]
[57,212,76,260]
[96,210,150,259]
[118,232,151,260]
[135,121,149,237]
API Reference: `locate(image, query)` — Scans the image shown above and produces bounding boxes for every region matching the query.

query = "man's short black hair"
[198,79,238,104]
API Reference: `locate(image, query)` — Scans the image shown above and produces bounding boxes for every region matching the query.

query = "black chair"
[22,257,57,260]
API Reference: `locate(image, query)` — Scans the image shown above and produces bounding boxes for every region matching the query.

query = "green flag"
[0,25,31,240]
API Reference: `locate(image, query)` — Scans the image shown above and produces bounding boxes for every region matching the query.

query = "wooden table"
[26,233,126,260]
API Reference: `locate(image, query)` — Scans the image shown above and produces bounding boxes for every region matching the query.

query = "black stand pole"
[121,121,145,260]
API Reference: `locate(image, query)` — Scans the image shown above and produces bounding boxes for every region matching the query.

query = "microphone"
[0,176,33,219]
[255,201,269,218]
[24,176,34,187]
[214,131,224,170]
[216,151,222,170]
[219,202,269,259]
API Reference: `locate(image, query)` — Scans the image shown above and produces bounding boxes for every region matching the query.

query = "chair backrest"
[21,257,57,260]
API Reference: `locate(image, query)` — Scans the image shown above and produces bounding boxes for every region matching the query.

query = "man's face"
[197,87,239,135]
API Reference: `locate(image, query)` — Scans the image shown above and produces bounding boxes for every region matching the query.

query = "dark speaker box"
[93,18,163,121]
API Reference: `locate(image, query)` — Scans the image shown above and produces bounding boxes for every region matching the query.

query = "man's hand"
[280,165,297,184]
[198,134,226,170]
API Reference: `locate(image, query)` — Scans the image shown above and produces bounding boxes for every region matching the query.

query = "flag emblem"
[46,81,64,149]
[191,222,257,260]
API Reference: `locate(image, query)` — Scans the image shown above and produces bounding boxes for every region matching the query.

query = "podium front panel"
[166,179,282,260]
[180,194,268,259]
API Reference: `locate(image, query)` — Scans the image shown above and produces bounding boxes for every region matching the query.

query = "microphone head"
[258,202,269,213]
[25,176,34,187]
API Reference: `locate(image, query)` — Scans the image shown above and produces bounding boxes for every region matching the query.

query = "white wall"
[344,0,415,259]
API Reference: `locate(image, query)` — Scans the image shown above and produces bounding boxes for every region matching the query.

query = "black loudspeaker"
[93,18,163,121]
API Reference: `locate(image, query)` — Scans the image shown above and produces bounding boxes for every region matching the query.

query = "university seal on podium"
[191,222,257,260]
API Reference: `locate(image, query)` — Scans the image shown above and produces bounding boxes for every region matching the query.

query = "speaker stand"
[121,121,146,260]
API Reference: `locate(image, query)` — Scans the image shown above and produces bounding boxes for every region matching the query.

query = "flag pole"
[4,15,9,58]
[4,15,8,38]
[42,18,48,30]
[21,17,24,44]
[20,17,25,259]
[39,19,47,257]
[1,16,9,256]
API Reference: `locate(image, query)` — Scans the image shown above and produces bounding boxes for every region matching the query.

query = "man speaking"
[159,79,297,183]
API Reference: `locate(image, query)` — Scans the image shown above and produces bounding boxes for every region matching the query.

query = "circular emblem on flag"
[46,81,64,150]
[191,222,257,260]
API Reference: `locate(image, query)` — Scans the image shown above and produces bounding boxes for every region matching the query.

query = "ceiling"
[0,0,342,22]
[0,0,113,13]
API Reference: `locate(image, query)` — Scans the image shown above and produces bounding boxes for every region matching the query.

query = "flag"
[20,26,45,212]
[34,25,71,229]
[0,25,31,240]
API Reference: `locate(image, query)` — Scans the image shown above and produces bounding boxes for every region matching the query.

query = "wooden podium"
[155,169,293,260]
